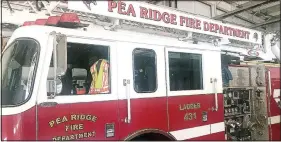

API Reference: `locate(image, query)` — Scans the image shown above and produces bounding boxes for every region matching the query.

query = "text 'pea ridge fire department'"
[1,0,280,141]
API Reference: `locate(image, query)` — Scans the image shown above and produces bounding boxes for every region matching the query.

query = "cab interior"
[47,42,110,95]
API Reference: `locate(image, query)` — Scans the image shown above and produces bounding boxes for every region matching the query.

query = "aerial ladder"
[1,0,280,62]
[1,0,99,50]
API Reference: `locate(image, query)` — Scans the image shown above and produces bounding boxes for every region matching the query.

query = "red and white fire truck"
[1,1,280,141]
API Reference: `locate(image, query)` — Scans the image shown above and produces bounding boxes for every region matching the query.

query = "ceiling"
[224,1,280,21]
[146,0,280,33]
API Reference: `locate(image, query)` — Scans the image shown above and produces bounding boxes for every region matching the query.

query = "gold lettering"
[179,104,184,111]
[197,103,201,108]
[78,133,84,139]
[71,114,77,120]
[75,134,79,139]
[70,135,75,140]
[49,120,55,128]
[179,103,201,111]
[62,116,68,122]
[53,131,96,140]
[80,115,86,120]
[86,115,92,121]
[65,136,70,140]
[92,116,98,122]
[184,112,197,121]
[83,132,88,138]
[88,132,93,137]
[65,124,84,132]
[52,137,57,141]
[79,124,84,130]
[53,114,98,125]
[65,125,69,132]
[73,124,79,130]
[56,117,61,125]
[54,116,68,126]
[53,136,61,141]
[61,136,66,141]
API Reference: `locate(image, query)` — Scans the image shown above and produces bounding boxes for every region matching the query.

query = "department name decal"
[49,114,98,141]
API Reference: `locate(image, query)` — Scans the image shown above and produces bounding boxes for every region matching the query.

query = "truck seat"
[72,68,87,94]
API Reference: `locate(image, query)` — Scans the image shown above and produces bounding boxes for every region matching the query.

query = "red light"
[23,21,35,26]
[35,19,47,25]
[46,16,61,26]
[57,13,88,28]
[59,13,81,23]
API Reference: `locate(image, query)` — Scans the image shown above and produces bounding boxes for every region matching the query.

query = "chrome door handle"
[39,102,58,107]
[123,79,131,123]
[211,78,218,111]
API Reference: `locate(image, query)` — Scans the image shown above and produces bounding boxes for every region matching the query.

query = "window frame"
[165,47,211,97]
[168,51,204,91]
[132,48,158,93]
[42,37,119,104]
[51,42,112,96]
[2,38,41,108]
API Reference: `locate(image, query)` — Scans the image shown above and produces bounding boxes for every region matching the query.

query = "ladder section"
[1,1,264,49]
[2,1,101,25]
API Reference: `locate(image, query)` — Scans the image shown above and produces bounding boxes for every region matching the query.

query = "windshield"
[1,38,39,106]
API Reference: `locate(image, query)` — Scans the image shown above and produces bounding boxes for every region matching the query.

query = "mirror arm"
[49,36,58,99]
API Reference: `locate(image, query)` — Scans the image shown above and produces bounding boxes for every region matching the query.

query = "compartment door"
[116,42,168,140]
[165,47,225,140]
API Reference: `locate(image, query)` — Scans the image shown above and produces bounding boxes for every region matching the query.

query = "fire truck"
[1,1,280,141]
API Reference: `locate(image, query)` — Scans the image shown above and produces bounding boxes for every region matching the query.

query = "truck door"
[116,42,169,140]
[36,35,120,140]
[164,47,225,140]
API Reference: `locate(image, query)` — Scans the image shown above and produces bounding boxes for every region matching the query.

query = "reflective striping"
[210,122,225,134]
[273,89,280,107]
[170,124,210,140]
[273,89,280,98]
[169,122,225,140]
[268,115,280,125]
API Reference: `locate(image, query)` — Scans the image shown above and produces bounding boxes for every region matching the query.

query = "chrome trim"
[267,70,273,140]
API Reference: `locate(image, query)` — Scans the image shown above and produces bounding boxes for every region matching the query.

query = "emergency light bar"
[46,16,61,26]
[35,19,47,25]
[22,13,88,28]
[23,21,35,26]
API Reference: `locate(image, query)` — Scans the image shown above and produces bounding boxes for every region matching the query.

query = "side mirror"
[48,33,67,98]
[54,34,67,76]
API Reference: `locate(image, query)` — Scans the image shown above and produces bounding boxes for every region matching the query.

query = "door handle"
[211,78,218,111]
[39,102,58,107]
[123,79,131,123]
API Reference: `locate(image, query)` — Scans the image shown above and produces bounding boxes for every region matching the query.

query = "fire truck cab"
[1,1,280,141]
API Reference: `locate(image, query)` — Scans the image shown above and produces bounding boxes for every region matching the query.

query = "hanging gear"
[89,59,109,94]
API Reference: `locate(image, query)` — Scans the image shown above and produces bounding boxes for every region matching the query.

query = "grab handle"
[123,79,131,123]
[211,78,218,111]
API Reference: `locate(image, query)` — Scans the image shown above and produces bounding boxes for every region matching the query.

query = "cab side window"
[47,42,111,96]
[133,48,157,93]
[168,52,203,91]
